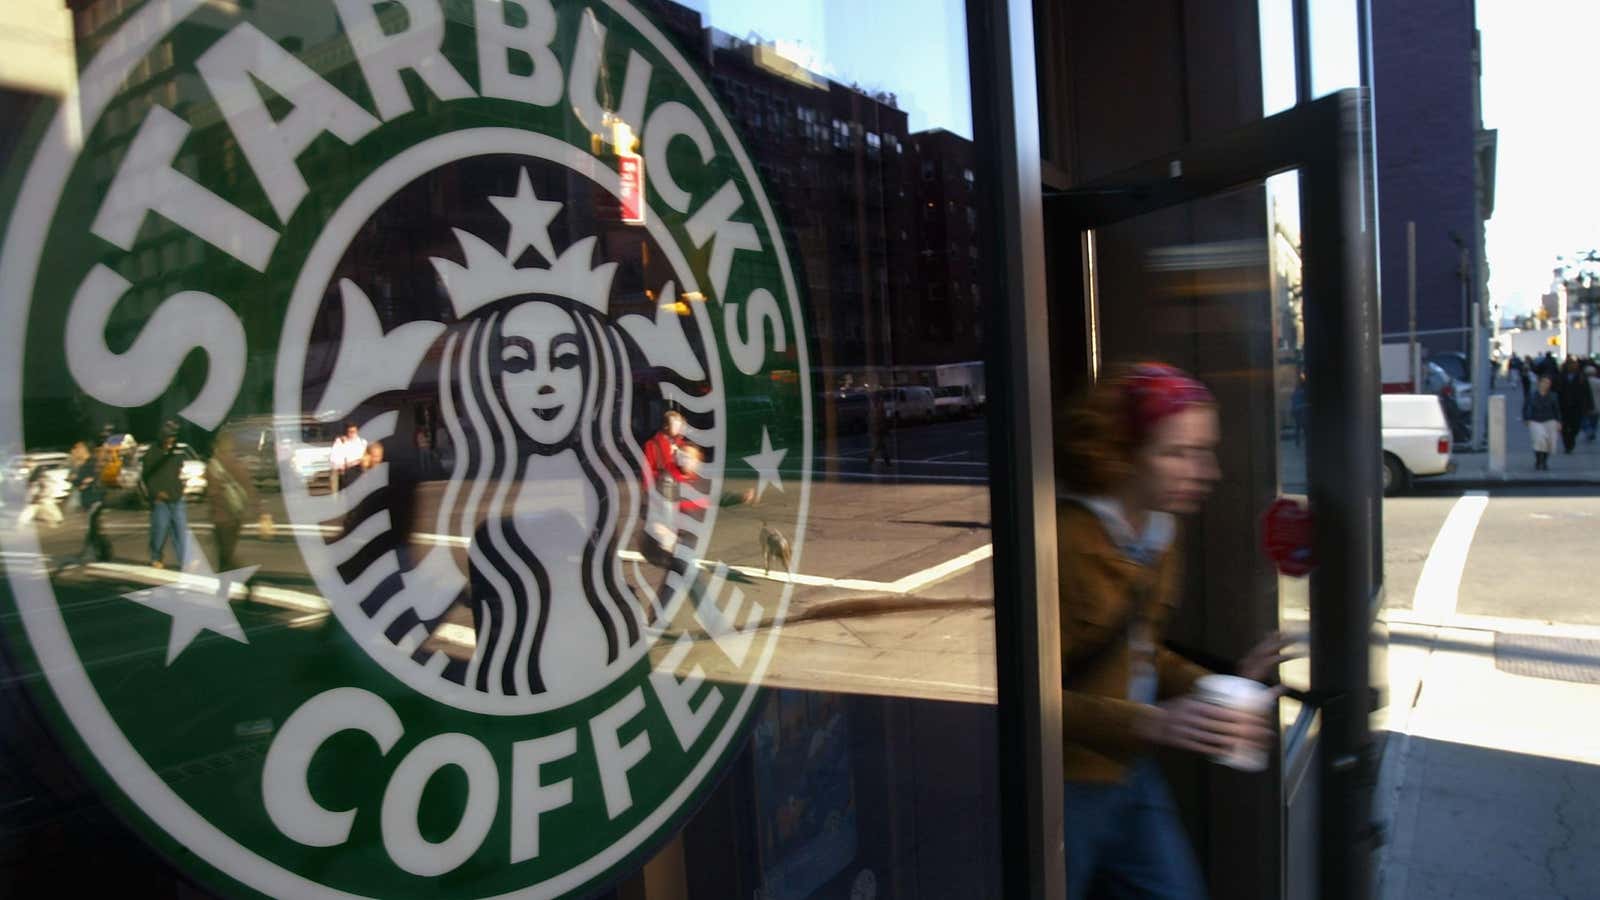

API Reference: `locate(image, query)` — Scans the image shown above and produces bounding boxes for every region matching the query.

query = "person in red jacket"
[643,409,689,491]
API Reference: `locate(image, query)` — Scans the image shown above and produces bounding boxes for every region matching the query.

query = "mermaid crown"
[431,168,617,319]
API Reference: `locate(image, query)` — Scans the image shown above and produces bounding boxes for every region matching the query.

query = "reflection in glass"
[1267,170,1313,725]
[0,0,1000,897]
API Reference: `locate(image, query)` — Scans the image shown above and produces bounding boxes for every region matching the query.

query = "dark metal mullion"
[1299,91,1378,900]
[1292,0,1313,104]
[967,0,1063,898]
[1047,96,1343,227]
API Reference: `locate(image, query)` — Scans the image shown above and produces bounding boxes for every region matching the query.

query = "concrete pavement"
[1432,384,1600,487]
[1377,486,1600,899]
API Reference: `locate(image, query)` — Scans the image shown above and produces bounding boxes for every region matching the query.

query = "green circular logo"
[0,1,810,897]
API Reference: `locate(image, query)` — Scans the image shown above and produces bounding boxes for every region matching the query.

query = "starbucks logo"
[0,1,810,897]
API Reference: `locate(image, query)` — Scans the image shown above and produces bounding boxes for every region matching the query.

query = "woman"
[1556,358,1594,453]
[428,291,648,698]
[1056,363,1286,900]
[1524,375,1561,470]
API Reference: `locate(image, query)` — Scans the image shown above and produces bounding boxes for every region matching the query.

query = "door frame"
[1044,90,1382,900]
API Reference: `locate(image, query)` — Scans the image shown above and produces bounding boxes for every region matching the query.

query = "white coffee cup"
[1192,674,1274,772]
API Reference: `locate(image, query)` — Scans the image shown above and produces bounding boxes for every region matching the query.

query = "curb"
[1426,477,1600,490]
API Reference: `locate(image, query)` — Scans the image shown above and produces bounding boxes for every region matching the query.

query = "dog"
[759,522,791,575]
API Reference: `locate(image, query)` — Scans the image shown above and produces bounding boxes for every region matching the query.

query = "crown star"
[432,230,617,320]
[490,168,563,265]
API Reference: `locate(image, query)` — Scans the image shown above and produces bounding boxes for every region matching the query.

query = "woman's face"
[499,303,584,447]
[1539,377,1552,394]
[1133,405,1221,516]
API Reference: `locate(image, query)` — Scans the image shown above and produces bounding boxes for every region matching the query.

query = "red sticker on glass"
[1263,497,1316,577]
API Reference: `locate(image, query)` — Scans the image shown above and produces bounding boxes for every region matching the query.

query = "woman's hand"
[1136,695,1275,756]
[1237,631,1304,683]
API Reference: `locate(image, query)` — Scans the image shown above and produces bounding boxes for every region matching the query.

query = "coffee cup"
[1192,674,1274,772]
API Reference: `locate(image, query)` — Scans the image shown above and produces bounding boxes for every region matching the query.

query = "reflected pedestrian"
[1556,358,1593,454]
[1056,363,1288,900]
[330,422,367,493]
[142,426,187,569]
[1584,365,1600,443]
[868,390,894,467]
[361,440,385,474]
[20,464,64,528]
[1523,375,1560,470]
[641,411,690,561]
[206,432,259,571]
[66,441,112,564]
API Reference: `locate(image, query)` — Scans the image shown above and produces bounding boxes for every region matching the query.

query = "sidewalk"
[1432,385,1600,486]
[1377,611,1600,899]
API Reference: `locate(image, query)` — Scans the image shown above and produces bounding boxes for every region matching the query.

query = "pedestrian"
[868,389,894,467]
[206,432,259,572]
[1523,375,1561,470]
[641,410,690,560]
[19,463,64,528]
[1516,355,1531,406]
[1555,358,1593,454]
[1585,365,1600,443]
[636,439,755,628]
[339,441,385,537]
[1055,363,1288,900]
[142,426,188,569]
[414,418,435,478]
[66,441,112,564]
[329,422,367,493]
[1289,371,1309,446]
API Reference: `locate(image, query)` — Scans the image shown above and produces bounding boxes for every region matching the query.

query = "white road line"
[1411,490,1490,623]
[63,541,999,653]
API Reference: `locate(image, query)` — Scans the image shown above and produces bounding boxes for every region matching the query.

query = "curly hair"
[1056,363,1214,495]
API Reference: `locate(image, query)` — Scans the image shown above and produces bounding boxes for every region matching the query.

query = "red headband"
[1122,363,1214,439]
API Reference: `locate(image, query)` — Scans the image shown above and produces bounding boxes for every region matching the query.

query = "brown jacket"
[1058,498,1209,783]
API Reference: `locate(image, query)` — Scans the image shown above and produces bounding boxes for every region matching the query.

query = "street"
[7,405,1600,899]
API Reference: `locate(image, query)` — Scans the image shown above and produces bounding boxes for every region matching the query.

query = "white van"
[881,386,935,423]
[1380,394,1454,495]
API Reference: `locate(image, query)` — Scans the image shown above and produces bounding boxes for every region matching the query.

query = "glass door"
[1046,92,1382,900]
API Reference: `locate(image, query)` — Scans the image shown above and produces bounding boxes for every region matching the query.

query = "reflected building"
[644,0,982,386]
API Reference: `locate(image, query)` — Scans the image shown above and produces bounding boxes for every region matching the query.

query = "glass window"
[0,1,999,898]
[1260,0,1366,114]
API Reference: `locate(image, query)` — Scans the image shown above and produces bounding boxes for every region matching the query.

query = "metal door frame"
[1045,90,1382,900]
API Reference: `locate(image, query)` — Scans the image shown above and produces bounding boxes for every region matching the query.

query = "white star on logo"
[490,167,562,265]
[123,545,257,666]
[742,427,788,503]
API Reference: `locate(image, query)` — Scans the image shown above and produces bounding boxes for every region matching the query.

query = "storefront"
[0,2,1381,898]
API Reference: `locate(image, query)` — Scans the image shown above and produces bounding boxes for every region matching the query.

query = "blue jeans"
[1064,759,1207,900]
[149,500,188,566]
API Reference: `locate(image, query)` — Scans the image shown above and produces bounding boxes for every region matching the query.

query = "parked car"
[1429,351,1470,384]
[226,415,338,492]
[1419,360,1472,441]
[828,389,872,434]
[879,386,935,423]
[1381,394,1454,495]
[4,452,73,509]
[933,384,978,419]
[1420,360,1472,413]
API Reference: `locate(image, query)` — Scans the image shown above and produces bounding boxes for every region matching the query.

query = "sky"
[678,0,972,138]
[676,1,1593,317]
[1478,1,1600,314]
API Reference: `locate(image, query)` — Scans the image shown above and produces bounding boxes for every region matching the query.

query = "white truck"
[1380,394,1454,495]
